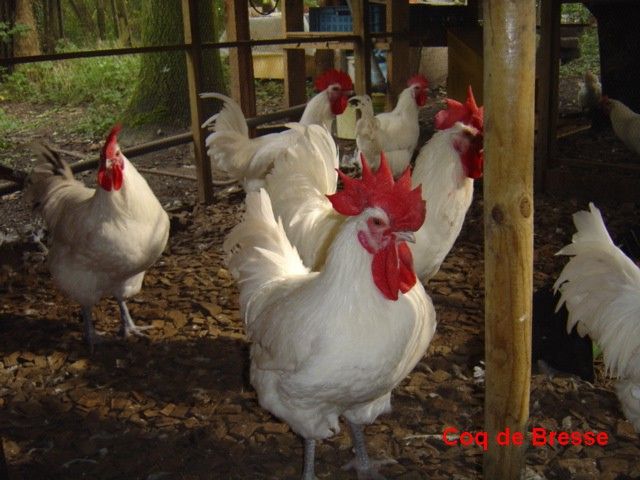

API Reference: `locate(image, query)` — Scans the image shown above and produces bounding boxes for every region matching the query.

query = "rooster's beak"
[395,231,416,244]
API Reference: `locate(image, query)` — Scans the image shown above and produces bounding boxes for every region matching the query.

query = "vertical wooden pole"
[534,0,561,191]
[483,1,535,479]
[225,0,256,119]
[181,0,214,204]
[351,0,371,94]
[282,0,307,107]
[385,0,410,108]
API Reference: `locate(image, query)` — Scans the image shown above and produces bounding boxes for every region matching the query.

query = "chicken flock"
[22,66,640,478]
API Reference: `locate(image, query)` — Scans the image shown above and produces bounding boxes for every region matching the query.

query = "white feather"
[410,122,476,282]
[554,203,640,431]
[201,89,339,191]
[264,123,344,270]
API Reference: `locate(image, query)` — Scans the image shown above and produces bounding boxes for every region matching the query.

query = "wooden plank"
[351,0,372,94]
[482,1,536,479]
[534,0,561,191]
[385,0,410,108]
[282,0,307,107]
[225,0,256,119]
[181,0,213,204]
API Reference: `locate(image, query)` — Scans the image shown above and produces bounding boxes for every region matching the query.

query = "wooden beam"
[282,0,307,107]
[350,0,371,94]
[181,0,213,204]
[482,1,536,479]
[534,0,561,191]
[385,0,410,107]
[225,0,256,119]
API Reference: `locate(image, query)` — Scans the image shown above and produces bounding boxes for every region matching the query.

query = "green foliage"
[561,4,593,24]
[0,22,29,44]
[560,27,600,77]
[0,53,140,135]
[0,107,22,150]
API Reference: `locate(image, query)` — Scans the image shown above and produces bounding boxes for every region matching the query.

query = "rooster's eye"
[372,218,383,226]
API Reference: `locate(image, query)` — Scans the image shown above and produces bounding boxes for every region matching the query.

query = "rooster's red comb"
[434,85,483,132]
[327,153,425,232]
[407,74,428,90]
[314,69,354,93]
[101,124,122,162]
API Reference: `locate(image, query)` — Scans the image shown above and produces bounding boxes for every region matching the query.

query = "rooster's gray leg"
[342,421,395,480]
[117,300,152,338]
[302,438,318,480]
[81,306,101,353]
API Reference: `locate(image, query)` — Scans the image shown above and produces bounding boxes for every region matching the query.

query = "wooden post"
[483,1,535,479]
[534,0,561,191]
[225,0,256,119]
[351,0,371,94]
[181,0,213,204]
[385,0,410,108]
[282,0,307,107]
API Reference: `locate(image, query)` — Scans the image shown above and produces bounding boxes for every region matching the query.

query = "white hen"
[350,75,429,176]
[26,126,170,350]
[201,69,353,191]
[601,96,640,157]
[410,85,484,282]
[225,157,436,479]
[555,203,640,432]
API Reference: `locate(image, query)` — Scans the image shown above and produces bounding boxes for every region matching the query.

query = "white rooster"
[26,126,170,351]
[555,203,640,431]
[410,85,484,282]
[225,156,436,479]
[201,69,353,191]
[601,96,640,157]
[349,74,429,176]
[265,86,483,283]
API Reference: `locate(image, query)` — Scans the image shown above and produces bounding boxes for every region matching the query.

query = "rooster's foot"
[341,457,395,480]
[120,323,153,339]
[81,306,104,354]
[117,300,153,339]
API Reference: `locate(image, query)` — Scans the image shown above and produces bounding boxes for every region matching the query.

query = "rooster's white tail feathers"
[554,203,640,379]
[224,189,309,322]
[265,123,343,269]
[201,93,257,181]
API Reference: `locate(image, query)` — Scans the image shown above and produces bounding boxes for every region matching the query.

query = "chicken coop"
[1,0,639,479]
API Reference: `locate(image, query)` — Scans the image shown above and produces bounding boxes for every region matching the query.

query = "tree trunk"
[126,0,226,126]
[68,0,95,37]
[14,0,40,57]
[112,0,132,47]
[96,0,107,41]
[110,0,120,39]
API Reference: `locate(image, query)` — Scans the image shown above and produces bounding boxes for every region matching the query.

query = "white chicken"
[410,85,484,282]
[225,156,436,479]
[601,96,640,157]
[201,69,353,191]
[555,203,640,431]
[349,75,429,176]
[26,126,170,351]
[266,86,483,283]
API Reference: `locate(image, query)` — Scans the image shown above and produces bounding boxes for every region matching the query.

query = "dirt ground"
[1,78,640,480]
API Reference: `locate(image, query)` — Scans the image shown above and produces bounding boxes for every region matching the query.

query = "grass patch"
[0,51,140,136]
[0,106,22,150]
[560,27,600,78]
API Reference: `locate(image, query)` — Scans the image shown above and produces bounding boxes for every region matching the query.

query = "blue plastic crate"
[309,5,386,33]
